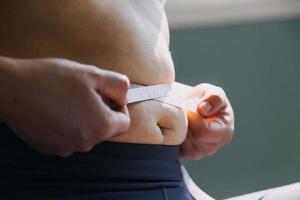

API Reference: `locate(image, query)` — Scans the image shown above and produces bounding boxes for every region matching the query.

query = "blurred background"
[165,0,300,199]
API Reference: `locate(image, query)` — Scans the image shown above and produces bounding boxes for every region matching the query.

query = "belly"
[109,97,188,145]
[0,0,188,145]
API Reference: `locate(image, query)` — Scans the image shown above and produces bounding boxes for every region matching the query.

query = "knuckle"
[117,73,129,84]
[202,145,216,156]
[53,58,70,64]
[101,72,129,95]
[78,130,92,143]
[111,72,129,87]
[79,66,104,87]
[190,153,199,160]
[77,142,93,152]
[122,75,130,88]
[201,148,209,157]
[116,75,130,93]
[93,70,105,85]
[56,149,73,157]
[206,148,217,156]
[46,58,66,65]
[76,134,92,151]
[190,150,202,160]
[61,69,89,88]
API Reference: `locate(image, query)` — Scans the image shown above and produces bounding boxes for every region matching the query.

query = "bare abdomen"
[0,0,189,145]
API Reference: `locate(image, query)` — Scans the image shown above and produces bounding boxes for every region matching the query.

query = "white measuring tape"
[127,83,215,200]
[128,82,202,112]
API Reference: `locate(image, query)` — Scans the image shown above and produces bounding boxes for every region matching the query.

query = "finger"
[180,133,206,160]
[76,145,93,153]
[95,70,130,106]
[184,120,208,160]
[205,117,233,145]
[97,100,131,137]
[198,94,226,117]
[188,128,220,157]
[87,90,130,140]
[188,112,225,144]
[179,129,194,158]
[188,131,207,159]
[179,139,192,158]
[196,142,219,156]
[108,105,131,135]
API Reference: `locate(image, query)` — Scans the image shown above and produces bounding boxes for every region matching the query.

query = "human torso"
[0,0,188,145]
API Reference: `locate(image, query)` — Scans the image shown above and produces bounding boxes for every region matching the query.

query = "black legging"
[0,123,192,200]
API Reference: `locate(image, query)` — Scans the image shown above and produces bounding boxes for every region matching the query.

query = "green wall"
[170,18,300,199]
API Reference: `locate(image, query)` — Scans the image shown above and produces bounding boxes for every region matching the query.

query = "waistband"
[0,123,183,190]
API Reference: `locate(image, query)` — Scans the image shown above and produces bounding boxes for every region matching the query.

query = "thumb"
[108,106,131,135]
[96,70,130,106]
[198,94,225,117]
[91,88,131,138]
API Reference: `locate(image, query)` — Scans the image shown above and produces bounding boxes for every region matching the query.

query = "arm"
[0,56,130,156]
[0,57,18,121]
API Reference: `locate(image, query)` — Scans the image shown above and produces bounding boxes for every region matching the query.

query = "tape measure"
[128,82,201,112]
[127,83,172,104]
[127,83,215,200]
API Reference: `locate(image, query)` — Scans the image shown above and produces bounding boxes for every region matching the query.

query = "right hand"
[0,57,130,156]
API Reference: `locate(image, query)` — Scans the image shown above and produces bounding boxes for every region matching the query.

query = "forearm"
[0,56,20,122]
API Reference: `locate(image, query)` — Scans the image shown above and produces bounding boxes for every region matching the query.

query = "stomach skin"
[0,0,188,145]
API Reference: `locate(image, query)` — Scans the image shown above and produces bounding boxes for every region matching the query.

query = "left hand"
[179,83,234,159]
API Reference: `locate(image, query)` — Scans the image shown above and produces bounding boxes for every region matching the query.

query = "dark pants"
[0,123,192,200]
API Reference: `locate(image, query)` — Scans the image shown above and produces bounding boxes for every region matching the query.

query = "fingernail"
[199,101,212,114]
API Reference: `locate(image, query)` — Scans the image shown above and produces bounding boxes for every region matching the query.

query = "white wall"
[165,0,300,29]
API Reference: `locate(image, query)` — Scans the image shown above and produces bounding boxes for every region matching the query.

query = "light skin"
[182,83,234,159]
[0,56,234,158]
[0,57,130,156]
[2,1,299,198]
[0,0,234,158]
